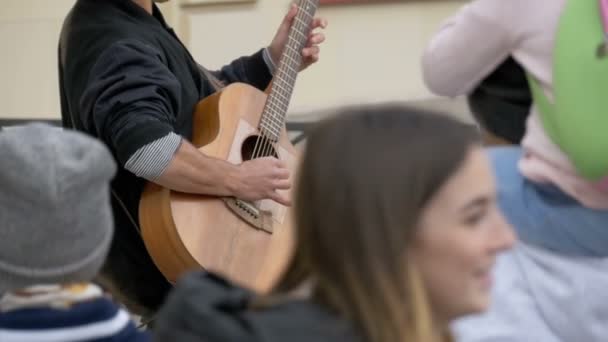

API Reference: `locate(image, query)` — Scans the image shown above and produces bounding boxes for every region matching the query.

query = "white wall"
[0,0,466,119]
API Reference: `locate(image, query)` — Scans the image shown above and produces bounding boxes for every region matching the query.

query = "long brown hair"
[274,104,479,342]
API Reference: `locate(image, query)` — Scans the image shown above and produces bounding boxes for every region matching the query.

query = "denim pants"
[489,147,608,257]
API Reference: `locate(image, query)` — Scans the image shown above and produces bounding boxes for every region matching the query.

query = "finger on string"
[302,46,320,57]
[311,18,328,29]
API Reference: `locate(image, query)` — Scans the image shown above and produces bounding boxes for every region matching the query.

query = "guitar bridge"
[235,199,259,218]
[223,197,274,234]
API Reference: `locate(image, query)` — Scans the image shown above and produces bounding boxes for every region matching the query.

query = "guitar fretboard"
[259,0,319,141]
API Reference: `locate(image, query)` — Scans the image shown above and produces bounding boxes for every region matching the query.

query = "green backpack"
[527,0,608,182]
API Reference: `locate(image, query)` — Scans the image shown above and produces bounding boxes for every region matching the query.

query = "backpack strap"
[596,0,608,57]
[526,0,608,182]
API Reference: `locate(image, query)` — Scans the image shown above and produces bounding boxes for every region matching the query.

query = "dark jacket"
[58,0,273,312]
[467,57,532,144]
[153,272,360,342]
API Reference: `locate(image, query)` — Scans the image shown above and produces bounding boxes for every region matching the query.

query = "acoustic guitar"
[139,0,319,292]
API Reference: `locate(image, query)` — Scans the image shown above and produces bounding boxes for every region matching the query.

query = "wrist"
[223,162,242,197]
[263,47,278,75]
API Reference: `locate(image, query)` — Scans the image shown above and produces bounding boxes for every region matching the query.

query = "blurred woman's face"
[410,147,515,323]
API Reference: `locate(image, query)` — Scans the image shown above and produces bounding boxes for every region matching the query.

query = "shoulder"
[59,5,166,73]
[465,0,528,20]
[464,0,554,34]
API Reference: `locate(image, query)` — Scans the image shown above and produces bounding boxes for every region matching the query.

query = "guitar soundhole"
[241,135,278,161]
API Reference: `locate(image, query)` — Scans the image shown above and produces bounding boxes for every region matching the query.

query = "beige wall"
[0,0,74,118]
[0,0,465,119]
[185,0,465,116]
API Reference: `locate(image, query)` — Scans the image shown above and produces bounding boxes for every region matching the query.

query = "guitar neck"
[259,0,320,141]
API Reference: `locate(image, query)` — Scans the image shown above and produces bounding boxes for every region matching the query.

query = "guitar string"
[256,0,314,160]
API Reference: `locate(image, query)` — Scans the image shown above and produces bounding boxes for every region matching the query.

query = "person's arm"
[158,140,290,205]
[80,39,290,205]
[126,133,291,205]
[422,1,519,97]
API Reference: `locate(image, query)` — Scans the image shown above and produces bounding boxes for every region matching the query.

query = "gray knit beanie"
[0,124,117,293]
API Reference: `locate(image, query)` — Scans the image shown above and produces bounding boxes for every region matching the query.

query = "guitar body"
[139,83,298,292]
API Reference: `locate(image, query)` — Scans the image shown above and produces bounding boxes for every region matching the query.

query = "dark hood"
[153,272,360,342]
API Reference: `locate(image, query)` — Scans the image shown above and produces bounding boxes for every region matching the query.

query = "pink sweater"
[422,0,608,209]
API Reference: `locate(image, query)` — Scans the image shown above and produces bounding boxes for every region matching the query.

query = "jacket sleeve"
[208,48,273,91]
[421,1,519,97]
[79,39,181,166]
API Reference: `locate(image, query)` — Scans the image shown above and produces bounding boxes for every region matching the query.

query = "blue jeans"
[489,147,608,257]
